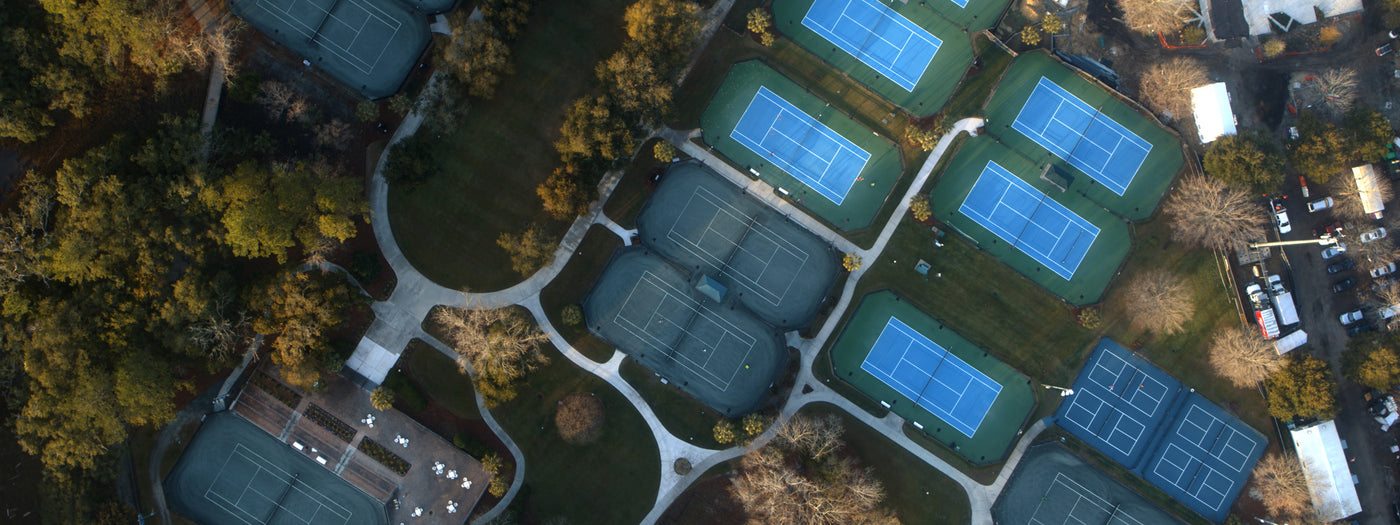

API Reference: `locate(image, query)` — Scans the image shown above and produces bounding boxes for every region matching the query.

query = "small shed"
[695,274,728,302]
[1290,420,1362,522]
[1191,82,1237,144]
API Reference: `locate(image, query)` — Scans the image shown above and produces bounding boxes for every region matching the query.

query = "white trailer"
[1273,330,1307,355]
[1352,165,1386,220]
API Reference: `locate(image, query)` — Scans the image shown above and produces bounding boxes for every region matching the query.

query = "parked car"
[1327,258,1356,274]
[1340,309,1366,325]
[1334,277,1358,293]
[1380,43,1395,56]
[1348,322,1376,335]
[1314,220,1343,238]
[1276,200,1293,235]
[1371,262,1397,278]
[1322,245,1347,259]
[1361,228,1388,243]
[1308,197,1335,212]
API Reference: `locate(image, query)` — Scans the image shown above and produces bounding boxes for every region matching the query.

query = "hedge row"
[304,404,356,442]
[251,372,301,408]
[358,437,411,476]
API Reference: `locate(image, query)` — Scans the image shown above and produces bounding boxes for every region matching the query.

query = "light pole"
[1044,384,1075,396]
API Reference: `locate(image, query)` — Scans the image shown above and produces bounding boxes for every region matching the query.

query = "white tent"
[1290,420,1362,522]
[1351,165,1385,219]
[1191,83,1237,144]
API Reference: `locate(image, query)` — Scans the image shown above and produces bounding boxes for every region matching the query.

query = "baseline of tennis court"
[1029,473,1148,525]
[958,161,1099,280]
[827,291,1034,464]
[1010,78,1151,196]
[229,0,428,98]
[1053,339,1265,522]
[994,443,1185,525]
[612,270,759,391]
[730,87,871,204]
[664,186,810,307]
[860,317,1001,437]
[165,413,387,525]
[801,0,942,91]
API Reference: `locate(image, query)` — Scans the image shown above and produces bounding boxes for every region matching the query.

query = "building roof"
[1290,420,1362,522]
[1240,0,1362,35]
[1191,83,1237,144]
[695,274,728,302]
[1352,165,1386,217]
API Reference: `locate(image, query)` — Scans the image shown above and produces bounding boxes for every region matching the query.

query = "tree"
[1315,68,1357,116]
[1043,13,1065,33]
[1119,0,1196,34]
[1250,453,1314,521]
[555,392,605,444]
[389,93,414,115]
[438,21,512,99]
[1138,57,1208,119]
[257,81,310,123]
[1344,339,1400,391]
[497,224,557,276]
[1371,282,1400,331]
[383,133,435,189]
[555,95,635,161]
[432,303,550,407]
[537,163,594,220]
[596,49,673,123]
[909,194,931,222]
[1349,236,1400,274]
[1122,268,1193,334]
[905,125,938,151]
[1265,354,1339,420]
[747,9,773,36]
[713,419,737,444]
[371,387,396,411]
[741,413,766,439]
[1262,39,1286,58]
[201,161,366,263]
[561,304,584,326]
[653,141,677,161]
[843,253,863,272]
[355,100,378,122]
[622,0,702,72]
[1163,174,1267,251]
[1208,327,1283,388]
[479,0,533,40]
[250,270,362,390]
[1203,130,1285,192]
[313,119,353,151]
[1289,112,1349,183]
[1343,107,1394,164]
[1020,25,1042,46]
[730,415,896,525]
[479,452,512,497]
[1331,168,1393,223]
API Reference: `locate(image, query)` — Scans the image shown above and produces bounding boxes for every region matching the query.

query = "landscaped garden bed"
[304,404,356,442]
[358,437,411,476]
[251,372,301,408]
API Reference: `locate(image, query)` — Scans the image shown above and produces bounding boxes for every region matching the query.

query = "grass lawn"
[387,0,634,291]
[603,138,688,229]
[799,403,970,524]
[942,34,1013,123]
[620,359,724,449]
[402,339,479,419]
[538,225,624,364]
[489,342,660,524]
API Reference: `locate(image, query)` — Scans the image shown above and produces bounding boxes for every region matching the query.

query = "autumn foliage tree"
[433,303,550,407]
[497,224,557,276]
[1344,336,1400,391]
[1164,174,1268,251]
[1208,327,1283,388]
[1265,354,1339,420]
[1123,268,1193,335]
[1203,130,1285,192]
[555,392,605,444]
[1289,112,1350,183]
[538,163,593,220]
[251,270,363,390]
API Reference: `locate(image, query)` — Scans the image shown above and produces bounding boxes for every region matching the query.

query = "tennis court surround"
[230,0,429,98]
[165,412,386,525]
[1054,339,1265,523]
[828,291,1034,464]
[801,0,942,91]
[701,61,903,231]
[773,0,976,114]
[731,87,872,204]
[928,135,1128,305]
[984,52,1182,220]
[993,443,1184,525]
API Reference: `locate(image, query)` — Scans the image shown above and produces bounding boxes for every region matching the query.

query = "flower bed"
[304,404,356,442]
[358,437,411,476]
[251,373,301,408]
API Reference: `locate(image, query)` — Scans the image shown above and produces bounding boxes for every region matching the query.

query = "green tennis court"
[230,0,430,98]
[984,53,1182,220]
[772,0,975,116]
[701,60,904,231]
[929,134,1130,305]
[827,291,1034,465]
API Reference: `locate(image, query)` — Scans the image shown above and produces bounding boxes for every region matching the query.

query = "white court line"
[1066,389,1141,457]
[611,271,758,391]
[1010,78,1150,196]
[203,443,352,525]
[1028,473,1147,525]
[252,0,401,75]
[1179,405,1258,472]
[663,186,809,306]
[957,162,1097,278]
[1153,444,1231,511]
[805,0,941,89]
[1090,351,1165,416]
[859,318,1001,436]
[729,88,867,203]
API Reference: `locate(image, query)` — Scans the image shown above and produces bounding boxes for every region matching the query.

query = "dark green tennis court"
[929,135,1130,305]
[230,0,430,98]
[827,291,1034,465]
[165,412,387,525]
[701,60,904,231]
[772,0,975,116]
[984,53,1182,221]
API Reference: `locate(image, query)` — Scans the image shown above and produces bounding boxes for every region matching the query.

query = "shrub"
[370,387,396,411]
[304,404,356,442]
[1076,307,1102,329]
[1319,26,1341,45]
[653,141,677,162]
[356,100,379,122]
[453,432,491,459]
[909,195,931,222]
[713,420,736,444]
[251,372,302,408]
[1180,25,1205,44]
[561,304,584,326]
[381,371,427,412]
[1262,39,1286,58]
[842,253,862,272]
[905,126,938,151]
[358,437,411,475]
[228,73,262,104]
[555,392,605,444]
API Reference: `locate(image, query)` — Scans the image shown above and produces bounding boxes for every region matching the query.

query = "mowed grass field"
[388,0,634,291]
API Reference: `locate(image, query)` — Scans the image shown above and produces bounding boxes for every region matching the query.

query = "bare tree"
[1208,327,1283,388]
[1139,57,1208,120]
[1164,174,1269,251]
[1316,68,1358,116]
[257,81,311,123]
[314,119,354,151]
[432,301,550,406]
[730,415,897,525]
[1119,0,1198,34]
[555,392,604,444]
[1249,453,1316,522]
[1331,169,1393,224]
[1123,268,1194,334]
[1372,282,1400,331]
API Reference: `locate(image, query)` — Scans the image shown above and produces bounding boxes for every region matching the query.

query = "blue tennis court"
[958,161,1099,280]
[1143,398,1264,520]
[1011,78,1152,196]
[801,0,942,91]
[730,86,871,204]
[860,317,1002,437]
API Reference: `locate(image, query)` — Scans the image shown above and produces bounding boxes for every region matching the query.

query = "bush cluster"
[358,437,411,476]
[304,404,356,442]
[251,372,302,408]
